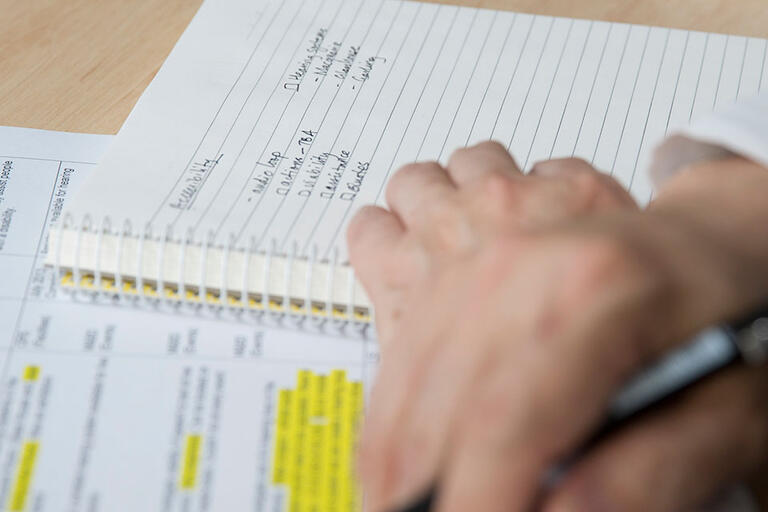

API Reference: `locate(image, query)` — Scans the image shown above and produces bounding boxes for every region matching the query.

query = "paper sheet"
[0,127,375,511]
[61,0,768,260]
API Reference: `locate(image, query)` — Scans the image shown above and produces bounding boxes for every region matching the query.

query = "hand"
[347,141,768,512]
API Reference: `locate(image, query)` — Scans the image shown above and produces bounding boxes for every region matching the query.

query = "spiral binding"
[48,216,373,325]
[73,214,85,289]
[136,223,148,299]
[178,228,190,303]
[116,220,129,296]
[198,231,211,305]
[94,216,110,293]
[156,225,171,298]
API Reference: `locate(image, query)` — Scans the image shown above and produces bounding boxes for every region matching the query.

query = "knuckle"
[479,171,514,196]
[555,160,634,210]
[558,157,594,171]
[570,169,610,200]
[531,157,591,176]
[408,160,442,176]
[346,207,369,239]
[396,161,425,177]
[386,161,444,204]
[387,161,415,185]
[346,206,377,250]
[529,160,548,175]
[447,146,476,171]
[387,162,419,193]
[475,139,508,154]
[478,173,519,211]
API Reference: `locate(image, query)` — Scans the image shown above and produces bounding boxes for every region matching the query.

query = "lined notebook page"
[63,0,768,261]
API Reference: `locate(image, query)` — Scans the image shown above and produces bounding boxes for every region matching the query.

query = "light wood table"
[2,0,768,134]
[2,0,767,507]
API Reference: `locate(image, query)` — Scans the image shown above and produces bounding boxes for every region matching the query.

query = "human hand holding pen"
[346,141,768,512]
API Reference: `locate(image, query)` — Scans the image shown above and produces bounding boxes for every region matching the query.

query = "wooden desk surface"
[2,0,768,134]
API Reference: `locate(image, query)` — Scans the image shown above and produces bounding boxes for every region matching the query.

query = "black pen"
[393,308,768,512]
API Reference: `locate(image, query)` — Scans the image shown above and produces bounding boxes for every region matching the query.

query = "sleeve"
[650,94,768,188]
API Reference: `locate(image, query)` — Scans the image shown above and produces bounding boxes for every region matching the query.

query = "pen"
[393,308,768,512]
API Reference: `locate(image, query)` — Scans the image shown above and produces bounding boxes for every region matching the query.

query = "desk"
[2,0,767,506]
[2,0,768,134]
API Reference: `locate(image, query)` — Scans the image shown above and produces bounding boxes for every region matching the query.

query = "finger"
[529,158,638,210]
[528,157,598,178]
[358,291,462,511]
[542,366,768,512]
[347,205,404,283]
[347,205,407,317]
[446,140,522,186]
[433,356,552,512]
[385,161,456,228]
[368,315,490,510]
[357,327,430,510]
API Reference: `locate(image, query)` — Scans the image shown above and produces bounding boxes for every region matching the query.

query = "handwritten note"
[62,0,768,260]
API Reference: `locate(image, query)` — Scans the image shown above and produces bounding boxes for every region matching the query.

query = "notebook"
[48,0,768,323]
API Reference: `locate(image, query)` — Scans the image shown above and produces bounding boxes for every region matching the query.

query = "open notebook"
[48,0,768,322]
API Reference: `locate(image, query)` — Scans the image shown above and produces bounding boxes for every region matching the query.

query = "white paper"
[62,0,768,261]
[0,127,377,511]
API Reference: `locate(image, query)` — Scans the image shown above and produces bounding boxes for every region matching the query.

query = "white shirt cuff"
[650,94,768,188]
